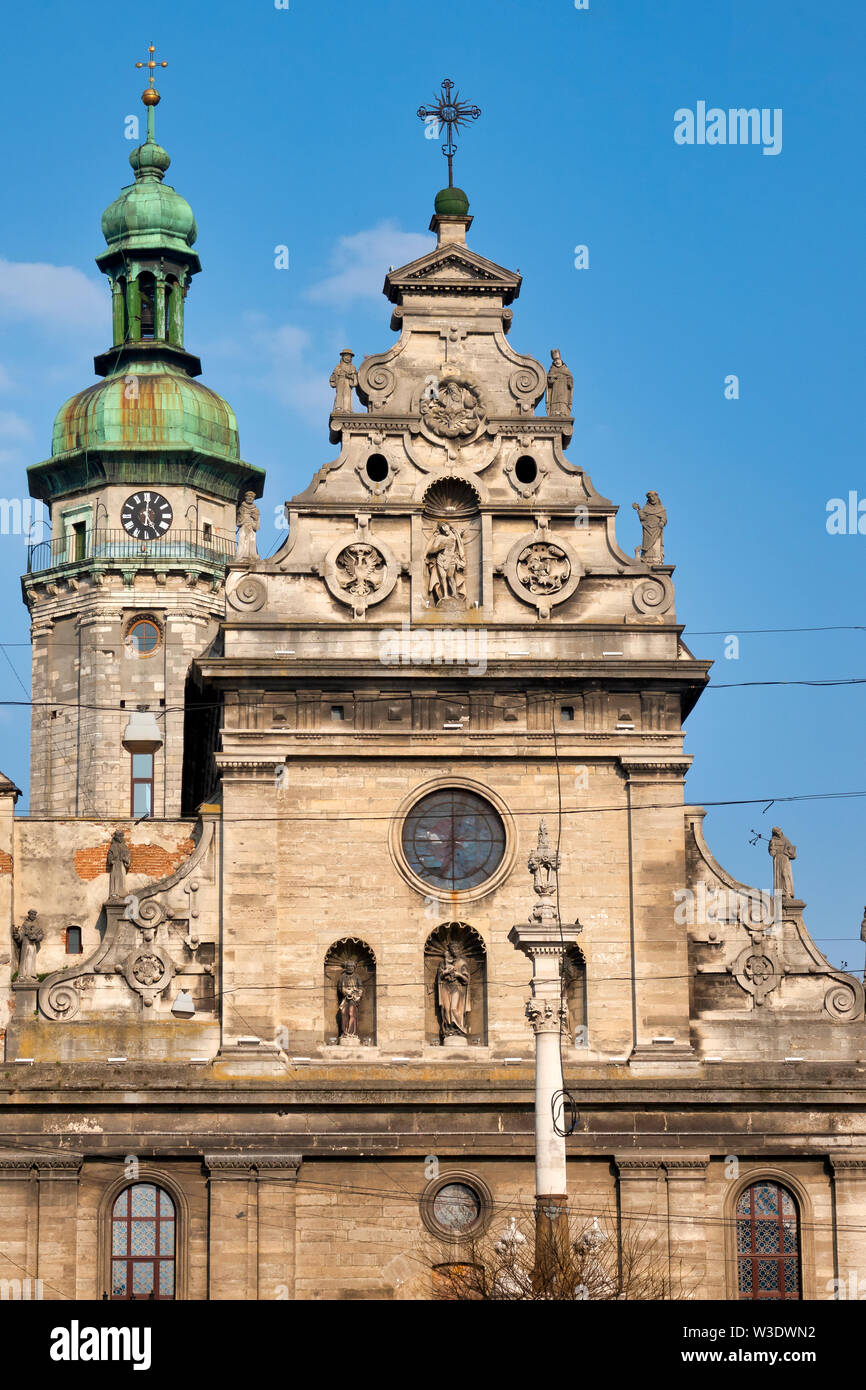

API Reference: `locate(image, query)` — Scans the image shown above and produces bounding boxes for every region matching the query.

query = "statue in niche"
[632,490,667,565]
[107,829,131,900]
[424,522,466,605]
[236,491,260,560]
[546,349,573,416]
[420,376,483,439]
[516,542,571,595]
[329,349,358,414]
[436,942,471,1039]
[337,958,364,1039]
[13,909,43,980]
[336,543,385,598]
[324,939,376,1045]
[768,826,797,901]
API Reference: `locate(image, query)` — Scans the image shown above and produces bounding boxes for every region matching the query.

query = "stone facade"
[2,109,865,1302]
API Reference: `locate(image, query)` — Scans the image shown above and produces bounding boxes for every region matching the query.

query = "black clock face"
[120,492,173,540]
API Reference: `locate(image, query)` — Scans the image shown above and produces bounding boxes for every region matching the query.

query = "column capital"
[205,1152,302,1179]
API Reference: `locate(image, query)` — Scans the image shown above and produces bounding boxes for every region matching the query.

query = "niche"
[324,938,377,1046]
[424,922,487,1047]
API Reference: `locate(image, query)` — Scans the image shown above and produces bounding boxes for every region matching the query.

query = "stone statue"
[107,829,131,900]
[337,958,364,1038]
[528,820,560,923]
[632,491,667,565]
[329,350,358,414]
[424,522,466,605]
[436,944,471,1038]
[768,826,796,901]
[545,349,573,416]
[13,909,43,980]
[236,491,260,560]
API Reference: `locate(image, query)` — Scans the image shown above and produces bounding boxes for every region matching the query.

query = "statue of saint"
[424,523,466,605]
[768,826,796,900]
[107,829,131,900]
[632,491,667,565]
[546,349,573,416]
[337,958,364,1038]
[13,909,43,980]
[236,491,260,560]
[436,944,471,1038]
[329,350,358,414]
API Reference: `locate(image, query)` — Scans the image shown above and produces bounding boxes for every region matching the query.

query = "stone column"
[615,1157,668,1284]
[206,1154,302,1300]
[0,775,20,1042]
[509,826,580,1288]
[830,1156,866,1296]
[256,1156,302,1301]
[0,1155,39,1297]
[664,1157,709,1296]
[35,1154,83,1301]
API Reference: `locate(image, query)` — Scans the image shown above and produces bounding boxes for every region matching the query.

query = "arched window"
[65,925,82,955]
[110,1182,176,1300]
[736,1181,801,1300]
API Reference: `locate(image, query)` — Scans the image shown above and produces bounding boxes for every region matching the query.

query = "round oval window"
[128,619,161,656]
[432,1182,481,1233]
[401,788,506,893]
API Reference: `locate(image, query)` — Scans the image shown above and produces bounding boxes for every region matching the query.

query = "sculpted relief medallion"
[504,528,582,619]
[516,542,571,595]
[419,375,487,441]
[335,543,386,599]
[323,526,398,618]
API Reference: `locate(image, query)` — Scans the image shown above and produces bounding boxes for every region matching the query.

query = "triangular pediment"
[384,245,521,304]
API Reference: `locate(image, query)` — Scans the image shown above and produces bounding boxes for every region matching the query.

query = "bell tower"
[21,47,264,819]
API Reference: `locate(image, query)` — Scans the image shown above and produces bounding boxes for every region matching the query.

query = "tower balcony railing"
[26,527,236,575]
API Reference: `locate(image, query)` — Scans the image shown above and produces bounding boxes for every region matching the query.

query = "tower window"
[127,619,162,656]
[71,522,87,562]
[330,705,345,721]
[65,926,83,955]
[131,753,154,818]
[560,705,575,722]
[138,274,156,339]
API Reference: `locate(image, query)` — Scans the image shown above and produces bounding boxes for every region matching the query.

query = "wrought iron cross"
[135,43,168,102]
[417,79,481,188]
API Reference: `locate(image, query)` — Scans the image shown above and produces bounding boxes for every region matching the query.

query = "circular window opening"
[402,788,506,893]
[514,455,538,485]
[366,453,389,483]
[432,1183,481,1234]
[127,619,161,656]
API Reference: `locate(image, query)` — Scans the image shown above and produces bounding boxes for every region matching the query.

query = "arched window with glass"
[736,1180,801,1300]
[110,1182,176,1300]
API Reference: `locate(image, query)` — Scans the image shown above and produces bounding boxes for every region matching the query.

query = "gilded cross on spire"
[136,43,168,107]
[417,79,481,188]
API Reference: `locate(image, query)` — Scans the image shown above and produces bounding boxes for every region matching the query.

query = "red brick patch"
[74,838,196,882]
[0,851,11,875]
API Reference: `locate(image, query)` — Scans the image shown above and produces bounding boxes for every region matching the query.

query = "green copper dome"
[51,365,239,463]
[101,139,197,255]
[434,186,470,216]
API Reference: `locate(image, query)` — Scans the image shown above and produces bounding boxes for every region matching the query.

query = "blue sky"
[0,0,863,967]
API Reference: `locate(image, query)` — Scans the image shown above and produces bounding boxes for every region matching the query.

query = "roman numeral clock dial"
[120,492,173,540]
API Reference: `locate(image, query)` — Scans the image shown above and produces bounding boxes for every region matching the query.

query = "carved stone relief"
[503,522,582,618]
[322,518,399,618]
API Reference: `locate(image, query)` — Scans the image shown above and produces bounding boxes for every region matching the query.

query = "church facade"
[1,73,865,1303]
